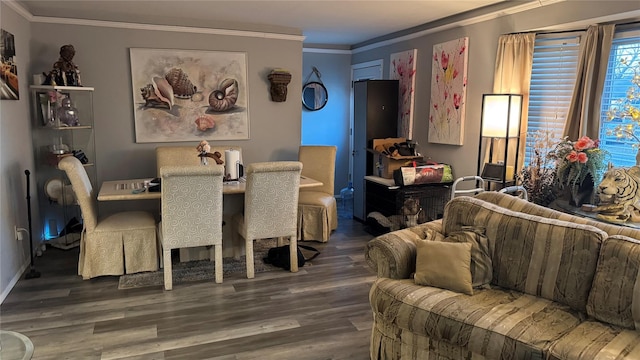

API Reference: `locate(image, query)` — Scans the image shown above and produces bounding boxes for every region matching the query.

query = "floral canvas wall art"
[130,48,249,143]
[428,37,468,145]
[390,49,417,139]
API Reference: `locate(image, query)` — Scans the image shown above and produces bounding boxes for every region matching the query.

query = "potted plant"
[549,135,609,207]
[516,130,559,206]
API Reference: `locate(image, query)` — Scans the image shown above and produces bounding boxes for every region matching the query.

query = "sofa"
[365,192,640,359]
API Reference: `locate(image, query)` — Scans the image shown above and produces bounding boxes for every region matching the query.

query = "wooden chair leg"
[214,244,223,284]
[163,249,173,290]
[246,238,255,279]
[289,235,298,273]
[277,237,285,247]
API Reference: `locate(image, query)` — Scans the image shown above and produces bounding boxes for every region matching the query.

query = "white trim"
[532,9,640,34]
[303,48,351,55]
[0,260,29,305]
[3,0,33,21]
[3,1,304,42]
[351,59,384,73]
[353,0,567,53]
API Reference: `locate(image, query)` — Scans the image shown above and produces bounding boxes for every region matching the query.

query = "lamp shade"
[481,94,522,138]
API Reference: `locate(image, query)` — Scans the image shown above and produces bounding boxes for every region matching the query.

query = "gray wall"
[1,3,35,302]
[302,51,352,195]
[351,1,640,183]
[28,23,304,218]
[2,0,639,301]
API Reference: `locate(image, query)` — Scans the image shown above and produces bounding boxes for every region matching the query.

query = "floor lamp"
[477,94,523,189]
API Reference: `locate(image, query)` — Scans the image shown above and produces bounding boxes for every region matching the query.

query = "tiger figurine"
[594,164,640,223]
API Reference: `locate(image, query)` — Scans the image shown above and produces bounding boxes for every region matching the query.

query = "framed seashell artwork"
[129,48,249,142]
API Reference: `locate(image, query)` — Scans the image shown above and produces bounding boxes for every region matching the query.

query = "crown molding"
[352,0,566,53]
[3,0,304,42]
[303,48,352,55]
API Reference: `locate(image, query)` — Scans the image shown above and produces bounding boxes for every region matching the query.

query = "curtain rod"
[507,20,640,36]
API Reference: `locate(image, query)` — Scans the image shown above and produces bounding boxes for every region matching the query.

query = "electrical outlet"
[14,226,26,241]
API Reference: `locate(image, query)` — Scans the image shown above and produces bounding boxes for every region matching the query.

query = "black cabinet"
[353,80,398,221]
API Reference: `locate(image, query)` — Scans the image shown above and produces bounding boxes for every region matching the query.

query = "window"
[598,31,640,167]
[524,34,581,166]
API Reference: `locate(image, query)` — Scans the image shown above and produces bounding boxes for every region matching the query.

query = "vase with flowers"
[549,135,609,207]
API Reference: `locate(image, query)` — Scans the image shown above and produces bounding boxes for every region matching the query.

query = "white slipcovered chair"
[158,165,224,290]
[297,145,338,242]
[232,161,302,278]
[58,156,158,279]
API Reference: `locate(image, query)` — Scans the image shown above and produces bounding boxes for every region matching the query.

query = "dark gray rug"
[118,240,279,289]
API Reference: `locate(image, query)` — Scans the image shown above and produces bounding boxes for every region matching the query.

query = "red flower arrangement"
[549,136,609,189]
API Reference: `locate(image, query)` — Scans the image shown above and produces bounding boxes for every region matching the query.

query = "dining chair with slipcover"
[232,161,302,278]
[156,145,241,262]
[297,145,338,242]
[58,156,158,279]
[158,165,225,290]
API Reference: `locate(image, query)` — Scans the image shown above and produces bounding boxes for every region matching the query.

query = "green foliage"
[549,136,610,189]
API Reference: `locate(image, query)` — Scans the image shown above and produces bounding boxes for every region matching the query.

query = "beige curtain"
[564,24,615,139]
[483,33,535,176]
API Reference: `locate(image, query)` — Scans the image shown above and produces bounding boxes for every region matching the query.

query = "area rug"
[118,239,279,289]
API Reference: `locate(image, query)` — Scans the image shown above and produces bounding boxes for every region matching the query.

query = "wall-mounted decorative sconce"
[267,68,292,102]
[477,93,523,189]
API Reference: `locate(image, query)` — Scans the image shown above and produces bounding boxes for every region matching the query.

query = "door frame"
[349,59,383,183]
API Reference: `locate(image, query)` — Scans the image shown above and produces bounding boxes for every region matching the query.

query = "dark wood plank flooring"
[1,215,375,360]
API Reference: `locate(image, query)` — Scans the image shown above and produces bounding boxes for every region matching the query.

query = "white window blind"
[524,34,581,166]
[598,30,640,167]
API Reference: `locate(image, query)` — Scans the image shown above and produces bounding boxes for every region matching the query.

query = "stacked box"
[370,137,422,179]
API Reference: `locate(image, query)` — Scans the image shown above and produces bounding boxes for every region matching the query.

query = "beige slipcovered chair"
[232,161,302,278]
[58,156,158,279]
[156,145,243,177]
[158,165,224,290]
[297,145,338,242]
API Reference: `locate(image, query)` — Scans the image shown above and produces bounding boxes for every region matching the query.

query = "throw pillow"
[443,230,493,288]
[414,240,473,295]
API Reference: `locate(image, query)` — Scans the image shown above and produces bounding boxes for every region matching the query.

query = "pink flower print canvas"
[390,49,417,139]
[428,37,469,145]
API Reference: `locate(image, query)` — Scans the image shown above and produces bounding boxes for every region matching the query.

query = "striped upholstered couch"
[365,192,640,359]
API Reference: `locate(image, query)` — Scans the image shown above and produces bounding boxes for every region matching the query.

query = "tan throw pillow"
[444,230,493,288]
[414,240,473,295]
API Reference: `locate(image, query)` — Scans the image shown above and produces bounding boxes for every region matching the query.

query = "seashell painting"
[195,115,216,131]
[130,48,248,143]
[165,68,197,99]
[209,78,238,112]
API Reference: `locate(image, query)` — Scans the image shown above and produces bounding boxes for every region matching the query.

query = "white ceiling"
[13,0,511,46]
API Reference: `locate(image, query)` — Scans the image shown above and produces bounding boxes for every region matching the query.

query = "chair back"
[244,161,302,240]
[298,145,336,195]
[58,156,98,232]
[156,145,242,177]
[160,165,224,249]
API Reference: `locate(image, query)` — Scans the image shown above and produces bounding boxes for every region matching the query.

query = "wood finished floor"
[1,216,375,360]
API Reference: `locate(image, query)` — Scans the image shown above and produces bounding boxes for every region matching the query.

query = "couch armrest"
[365,220,444,279]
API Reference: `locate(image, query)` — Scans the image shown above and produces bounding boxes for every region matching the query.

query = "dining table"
[97,175,323,201]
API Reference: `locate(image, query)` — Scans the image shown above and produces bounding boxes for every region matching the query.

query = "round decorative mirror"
[302,81,328,111]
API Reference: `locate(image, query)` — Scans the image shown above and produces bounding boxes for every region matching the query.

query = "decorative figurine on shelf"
[267,69,291,102]
[55,98,79,126]
[196,140,224,165]
[43,44,82,86]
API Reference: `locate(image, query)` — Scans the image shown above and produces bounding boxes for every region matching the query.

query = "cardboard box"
[370,138,422,179]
